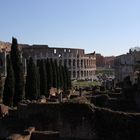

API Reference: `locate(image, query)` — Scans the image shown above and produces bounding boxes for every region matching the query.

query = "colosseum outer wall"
[0,41,96,80]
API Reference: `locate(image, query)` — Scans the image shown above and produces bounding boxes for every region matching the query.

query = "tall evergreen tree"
[54,60,60,89]
[0,72,3,102]
[3,55,15,106]
[46,59,53,90]
[38,59,48,97]
[62,65,67,91]
[10,37,24,106]
[51,59,57,88]
[64,64,72,90]
[67,69,72,89]
[25,58,39,100]
[59,64,64,90]
[36,60,41,97]
[36,66,40,98]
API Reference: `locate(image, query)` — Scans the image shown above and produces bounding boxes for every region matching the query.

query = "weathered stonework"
[0,41,96,80]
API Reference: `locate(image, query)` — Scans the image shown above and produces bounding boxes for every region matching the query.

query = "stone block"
[0,104,8,117]
[30,131,59,140]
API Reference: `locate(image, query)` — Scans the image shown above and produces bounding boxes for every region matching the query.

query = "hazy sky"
[0,0,140,56]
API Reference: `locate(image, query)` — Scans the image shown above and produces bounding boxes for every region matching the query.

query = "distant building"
[104,56,115,69]
[114,49,140,83]
[96,53,115,68]
[96,53,105,68]
[0,41,96,80]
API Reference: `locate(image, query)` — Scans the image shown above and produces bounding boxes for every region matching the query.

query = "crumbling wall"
[18,102,96,140]
[95,107,140,140]
[15,102,140,140]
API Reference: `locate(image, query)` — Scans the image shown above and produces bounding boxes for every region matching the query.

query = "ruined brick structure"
[0,41,96,80]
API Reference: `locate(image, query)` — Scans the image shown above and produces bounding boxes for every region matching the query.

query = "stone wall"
[95,107,140,140]
[0,119,11,139]
[0,41,96,80]
[18,102,96,140]
[1,101,140,139]
[17,102,140,140]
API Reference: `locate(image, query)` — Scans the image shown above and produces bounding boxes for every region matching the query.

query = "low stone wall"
[30,131,59,140]
[88,94,139,112]
[5,102,140,140]
[95,107,140,140]
[0,119,11,139]
[18,102,96,140]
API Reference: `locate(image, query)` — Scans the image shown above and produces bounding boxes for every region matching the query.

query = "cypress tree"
[3,55,15,106]
[54,60,60,89]
[51,59,57,88]
[64,64,71,90]
[36,66,40,98]
[62,65,67,91]
[10,37,24,106]
[67,69,72,89]
[25,58,39,100]
[46,59,53,90]
[59,64,64,90]
[38,59,48,97]
[0,72,3,102]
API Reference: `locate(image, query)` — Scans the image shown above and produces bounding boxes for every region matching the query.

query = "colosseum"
[0,41,96,80]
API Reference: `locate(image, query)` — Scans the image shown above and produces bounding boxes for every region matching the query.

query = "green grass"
[72,81,101,88]
[96,68,114,75]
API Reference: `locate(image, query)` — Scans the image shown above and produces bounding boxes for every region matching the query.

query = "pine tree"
[3,55,15,106]
[25,58,39,100]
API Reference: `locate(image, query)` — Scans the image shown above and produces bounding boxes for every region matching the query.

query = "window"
[64,49,66,52]
[64,59,67,66]
[58,54,62,58]
[69,59,71,66]
[73,59,76,66]
[54,49,56,54]
[73,71,76,78]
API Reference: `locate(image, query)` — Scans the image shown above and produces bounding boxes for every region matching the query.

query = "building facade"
[114,50,140,83]
[0,41,96,80]
[96,53,115,69]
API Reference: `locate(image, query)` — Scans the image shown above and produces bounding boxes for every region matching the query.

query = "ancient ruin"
[0,41,96,80]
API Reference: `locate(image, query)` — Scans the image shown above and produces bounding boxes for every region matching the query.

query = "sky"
[0,0,140,56]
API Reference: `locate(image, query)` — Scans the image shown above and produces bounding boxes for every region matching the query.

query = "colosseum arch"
[73,59,76,67]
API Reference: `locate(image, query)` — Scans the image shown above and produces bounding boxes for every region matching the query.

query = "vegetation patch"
[72,81,101,88]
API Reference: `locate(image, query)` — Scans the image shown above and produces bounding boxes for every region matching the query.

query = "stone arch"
[84,59,86,67]
[84,71,86,77]
[77,59,79,67]
[81,71,83,77]
[77,71,79,78]
[87,71,88,77]
[81,59,83,67]
[64,59,67,66]
[73,59,76,67]
[68,59,71,67]
[87,60,89,66]
[73,71,76,78]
